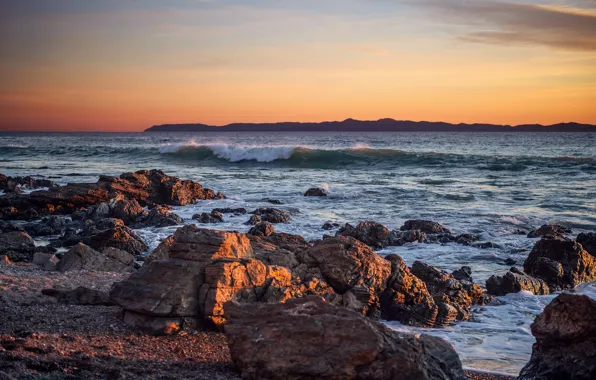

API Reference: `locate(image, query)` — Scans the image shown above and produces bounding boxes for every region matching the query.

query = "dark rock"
[261,198,282,205]
[225,296,465,380]
[451,266,473,282]
[472,241,502,249]
[145,224,198,263]
[212,207,247,215]
[24,215,72,237]
[0,231,35,262]
[248,222,275,237]
[247,208,291,224]
[56,243,134,272]
[193,210,224,224]
[42,286,112,306]
[486,267,550,296]
[133,205,183,227]
[518,293,596,380]
[85,226,148,256]
[576,232,596,257]
[400,220,452,234]
[321,222,340,230]
[527,224,571,238]
[454,233,480,246]
[504,258,516,266]
[336,221,391,248]
[523,235,596,290]
[304,187,328,197]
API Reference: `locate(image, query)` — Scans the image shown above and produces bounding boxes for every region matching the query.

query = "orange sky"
[1,1,595,131]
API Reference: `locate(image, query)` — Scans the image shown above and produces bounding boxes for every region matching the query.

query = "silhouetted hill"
[145,119,596,132]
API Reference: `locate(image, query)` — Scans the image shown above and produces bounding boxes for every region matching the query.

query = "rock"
[56,243,134,272]
[145,224,197,263]
[41,286,112,306]
[248,221,275,237]
[24,215,73,237]
[212,207,247,215]
[306,236,390,316]
[304,187,328,196]
[527,224,571,238]
[576,232,596,257]
[336,221,391,248]
[451,266,473,282]
[321,222,340,230]
[518,293,596,380]
[486,267,550,296]
[1,255,12,265]
[134,205,183,227]
[85,226,148,256]
[193,210,224,224]
[0,231,35,262]
[225,296,464,380]
[32,252,60,271]
[400,220,452,234]
[388,229,428,246]
[454,234,480,246]
[0,174,56,191]
[523,235,596,290]
[261,198,282,205]
[0,220,25,233]
[472,241,502,249]
[504,258,516,266]
[248,208,291,224]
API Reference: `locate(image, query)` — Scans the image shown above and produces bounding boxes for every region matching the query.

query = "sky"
[0,0,595,131]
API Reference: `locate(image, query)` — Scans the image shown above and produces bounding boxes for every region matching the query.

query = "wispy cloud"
[411,0,596,51]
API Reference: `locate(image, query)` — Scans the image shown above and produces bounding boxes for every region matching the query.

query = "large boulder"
[523,235,596,290]
[486,267,550,296]
[0,231,35,262]
[56,243,134,272]
[336,222,391,249]
[225,296,464,380]
[527,224,571,238]
[304,187,328,197]
[85,226,148,256]
[248,221,275,237]
[576,232,596,257]
[133,205,183,228]
[400,220,452,234]
[246,208,291,225]
[518,294,596,380]
[193,210,224,224]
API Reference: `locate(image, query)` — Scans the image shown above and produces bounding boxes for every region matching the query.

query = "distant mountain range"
[145,119,596,132]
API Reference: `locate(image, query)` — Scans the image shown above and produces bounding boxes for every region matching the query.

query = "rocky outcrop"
[245,208,291,225]
[321,222,340,230]
[401,220,452,234]
[304,187,328,197]
[518,294,596,380]
[41,286,112,306]
[0,231,36,262]
[248,221,275,237]
[0,170,224,220]
[523,235,596,290]
[0,174,57,193]
[486,267,550,296]
[225,296,465,380]
[193,210,224,224]
[576,232,596,257]
[85,226,148,256]
[56,243,135,272]
[336,222,391,249]
[23,215,73,237]
[527,224,571,238]
[86,197,144,224]
[212,207,247,215]
[132,205,183,228]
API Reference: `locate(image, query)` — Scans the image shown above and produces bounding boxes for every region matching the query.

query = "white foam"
[158,140,199,153]
[207,144,299,162]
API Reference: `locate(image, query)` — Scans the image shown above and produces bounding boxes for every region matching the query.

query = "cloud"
[412,0,596,51]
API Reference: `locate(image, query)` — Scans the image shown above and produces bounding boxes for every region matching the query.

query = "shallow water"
[1,131,596,375]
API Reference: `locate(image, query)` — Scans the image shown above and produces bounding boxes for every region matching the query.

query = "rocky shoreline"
[1,170,595,379]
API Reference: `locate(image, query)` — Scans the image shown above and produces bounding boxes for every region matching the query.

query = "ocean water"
[2,131,596,375]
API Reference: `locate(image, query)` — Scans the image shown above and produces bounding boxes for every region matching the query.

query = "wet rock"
[454,233,480,246]
[145,224,198,263]
[56,243,134,272]
[261,198,282,205]
[24,215,73,237]
[523,235,596,290]
[212,207,247,215]
[133,205,183,227]
[387,229,428,246]
[193,210,224,224]
[576,232,596,257]
[527,224,571,238]
[0,174,56,192]
[486,267,550,296]
[248,221,275,237]
[41,286,113,306]
[321,222,340,230]
[225,296,465,380]
[337,221,391,249]
[400,220,452,234]
[246,208,291,224]
[304,187,328,197]
[0,231,35,262]
[451,266,473,282]
[0,220,25,233]
[504,258,516,266]
[85,226,148,256]
[472,241,503,249]
[518,293,596,380]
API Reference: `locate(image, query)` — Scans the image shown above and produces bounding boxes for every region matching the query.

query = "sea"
[1,131,596,375]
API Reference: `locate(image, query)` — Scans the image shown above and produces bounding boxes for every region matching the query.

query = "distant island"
[145,119,596,132]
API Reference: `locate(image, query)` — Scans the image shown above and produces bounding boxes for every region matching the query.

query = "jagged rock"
[0,220,25,233]
[225,296,465,380]
[518,294,596,380]
[576,232,596,257]
[248,221,275,237]
[304,187,328,196]
[411,261,484,323]
[388,229,428,246]
[133,205,183,227]
[0,174,56,192]
[451,266,473,282]
[247,208,291,224]
[85,226,148,256]
[336,221,391,248]
[523,235,596,290]
[504,258,516,266]
[454,234,480,245]
[400,220,452,234]
[527,224,571,238]
[56,243,134,272]
[41,286,112,306]
[261,198,282,205]
[321,222,340,230]
[193,210,224,224]
[486,267,550,296]
[212,207,247,215]
[145,224,197,263]
[472,241,502,249]
[0,231,35,262]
